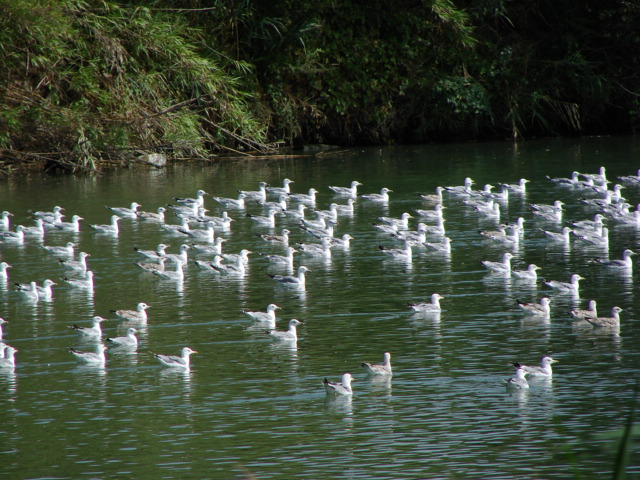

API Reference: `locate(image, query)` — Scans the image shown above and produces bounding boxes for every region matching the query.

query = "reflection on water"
[1,138,640,478]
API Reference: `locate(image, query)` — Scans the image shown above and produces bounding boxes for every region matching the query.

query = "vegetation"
[1,0,639,171]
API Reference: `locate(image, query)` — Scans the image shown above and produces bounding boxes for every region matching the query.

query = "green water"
[1,136,640,479]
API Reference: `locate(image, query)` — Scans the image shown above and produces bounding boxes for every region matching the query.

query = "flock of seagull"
[0,164,639,397]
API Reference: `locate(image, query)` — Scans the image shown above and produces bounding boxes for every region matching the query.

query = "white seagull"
[53,214,83,232]
[361,187,392,203]
[266,318,303,342]
[513,356,558,377]
[361,352,392,376]
[212,193,246,209]
[583,306,623,328]
[516,297,551,317]
[544,274,583,295]
[243,304,280,324]
[69,316,106,338]
[111,302,151,323]
[329,180,362,197]
[43,242,76,257]
[511,264,541,281]
[136,206,167,222]
[267,265,309,289]
[569,299,598,320]
[58,252,91,273]
[266,178,294,195]
[481,252,513,274]
[0,346,18,369]
[63,270,95,290]
[107,201,141,218]
[155,347,197,369]
[505,366,529,390]
[107,327,138,348]
[90,214,121,234]
[323,373,353,396]
[70,344,107,365]
[408,293,445,313]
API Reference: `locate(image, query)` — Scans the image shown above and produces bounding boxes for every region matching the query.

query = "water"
[1,137,640,479]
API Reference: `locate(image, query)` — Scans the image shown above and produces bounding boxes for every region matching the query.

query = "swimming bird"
[43,242,76,257]
[135,256,166,274]
[540,227,572,243]
[174,189,207,208]
[243,304,280,324]
[239,181,268,201]
[63,270,95,290]
[152,260,184,281]
[266,318,303,342]
[408,293,444,314]
[257,194,288,212]
[259,229,290,246]
[0,318,7,339]
[297,237,332,259]
[516,297,551,317]
[136,206,167,222]
[111,302,151,323]
[266,178,294,195]
[423,236,452,255]
[212,192,246,209]
[547,171,581,187]
[52,214,83,232]
[154,347,197,369]
[106,327,138,348]
[211,256,246,275]
[107,201,141,218]
[283,204,307,221]
[288,188,318,205]
[617,169,640,185]
[361,352,392,376]
[58,252,91,273]
[323,373,353,396]
[30,205,63,223]
[419,186,445,203]
[592,249,636,270]
[544,274,583,295]
[333,198,356,215]
[247,209,277,228]
[329,180,362,197]
[361,187,392,203]
[505,178,530,194]
[198,211,234,230]
[163,244,190,265]
[415,204,446,222]
[134,243,169,260]
[379,240,412,260]
[505,366,529,390]
[161,217,191,235]
[21,218,45,236]
[0,262,11,280]
[512,264,541,281]
[222,249,252,266]
[583,306,623,328]
[329,234,354,249]
[445,177,475,196]
[1,225,25,242]
[179,221,215,243]
[70,316,106,338]
[579,166,608,186]
[378,212,412,230]
[267,265,309,289]
[0,211,12,229]
[191,237,226,256]
[15,279,56,300]
[513,356,558,377]
[260,247,297,268]
[425,217,446,236]
[16,281,39,301]
[194,255,224,272]
[481,252,513,274]
[0,346,18,369]
[70,344,106,365]
[90,214,121,234]
[569,299,598,320]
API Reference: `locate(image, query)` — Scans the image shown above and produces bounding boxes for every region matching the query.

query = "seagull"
[136,206,167,222]
[21,218,45,236]
[329,234,354,249]
[107,202,141,218]
[379,240,412,260]
[239,181,268,201]
[198,211,234,230]
[569,299,598,320]
[0,318,7,340]
[221,249,252,266]
[296,237,332,259]
[161,217,191,235]
[481,252,513,274]
[505,366,529,390]
[408,293,444,314]
[423,236,452,255]
[505,178,530,194]
[260,247,297,268]
[361,352,392,376]
[70,344,106,365]
[516,297,551,317]
[194,255,224,272]
[1,225,25,242]
[90,214,121,234]
[0,346,18,369]
[51,214,83,232]
[257,194,288,212]
[134,243,169,259]
[378,212,412,230]
[415,204,446,222]
[361,187,392,203]
[58,252,91,273]
[582,306,623,328]
[0,262,11,280]
[329,180,362,197]
[323,373,353,396]
[211,256,246,275]
[30,205,63,223]
[135,256,166,274]
[544,274,583,295]
[546,171,581,187]
[243,304,281,324]
[540,227,572,243]
[0,211,13,229]
[212,193,246,209]
[154,347,197,369]
[618,169,640,185]
[266,318,303,342]
[191,237,226,256]
[16,281,39,301]
[266,178,294,195]
[283,204,307,221]
[419,186,445,203]
[592,249,636,270]
[513,356,558,377]
[333,198,356,215]
[288,188,318,205]
[106,327,138,348]
[63,270,95,290]
[163,244,190,265]
[69,316,106,338]
[259,229,290,246]
[174,189,208,208]
[267,265,309,289]
[43,242,76,257]
[579,166,608,186]
[178,222,215,243]
[15,279,56,300]
[512,264,541,281]
[111,302,151,323]
[152,260,184,281]
[247,209,277,228]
